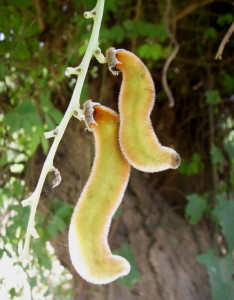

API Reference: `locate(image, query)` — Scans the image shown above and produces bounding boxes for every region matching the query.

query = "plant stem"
[20,0,105,260]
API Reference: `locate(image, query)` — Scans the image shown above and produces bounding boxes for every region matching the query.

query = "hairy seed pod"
[106,48,181,172]
[69,101,131,285]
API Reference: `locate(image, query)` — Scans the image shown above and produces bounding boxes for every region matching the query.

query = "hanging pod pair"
[69,49,180,285]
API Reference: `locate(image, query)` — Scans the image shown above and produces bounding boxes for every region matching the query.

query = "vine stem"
[20,0,105,260]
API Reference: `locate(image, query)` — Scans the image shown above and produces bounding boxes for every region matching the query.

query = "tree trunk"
[29,115,212,300]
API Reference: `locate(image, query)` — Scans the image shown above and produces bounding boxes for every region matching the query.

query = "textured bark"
[28,115,212,300]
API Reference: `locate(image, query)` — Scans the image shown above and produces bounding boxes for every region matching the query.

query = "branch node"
[30,227,39,239]
[65,66,82,77]
[84,10,97,19]
[44,127,59,139]
[73,107,85,121]
[21,195,34,207]
[94,47,107,64]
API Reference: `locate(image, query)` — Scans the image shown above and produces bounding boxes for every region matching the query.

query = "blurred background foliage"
[0,0,234,299]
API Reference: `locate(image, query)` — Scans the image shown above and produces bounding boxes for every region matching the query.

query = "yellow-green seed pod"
[69,102,131,285]
[106,48,181,172]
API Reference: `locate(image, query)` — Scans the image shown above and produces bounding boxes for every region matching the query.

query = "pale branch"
[20,0,106,261]
[65,66,82,77]
[215,21,234,60]
[44,127,59,139]
[94,47,107,63]
[162,0,180,107]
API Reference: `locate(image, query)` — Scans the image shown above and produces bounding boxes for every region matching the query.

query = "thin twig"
[34,0,45,31]
[215,21,234,60]
[162,0,179,107]
[173,0,215,23]
[131,0,142,51]
[20,0,106,261]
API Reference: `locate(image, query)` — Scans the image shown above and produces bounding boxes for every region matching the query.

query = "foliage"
[197,250,234,300]
[0,0,234,299]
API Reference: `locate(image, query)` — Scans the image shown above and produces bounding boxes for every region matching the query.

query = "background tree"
[0,0,233,299]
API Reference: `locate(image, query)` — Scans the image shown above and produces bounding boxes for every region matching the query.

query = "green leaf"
[55,205,73,224]
[197,250,234,300]
[114,243,140,289]
[40,254,52,270]
[39,91,51,111]
[224,139,234,161]
[213,195,234,252]
[137,44,164,61]
[47,215,66,237]
[109,25,125,43]
[41,135,49,154]
[204,27,218,40]
[0,153,8,167]
[15,101,35,114]
[205,90,221,105]
[0,189,4,207]
[0,63,8,80]
[210,143,224,165]
[27,113,42,127]
[15,41,31,60]
[28,127,43,155]
[179,153,204,175]
[45,114,56,131]
[143,23,168,41]
[185,194,208,225]
[49,109,63,124]
[53,216,66,231]
[218,14,234,26]
[22,118,33,135]
[222,72,234,94]
[4,112,21,132]
[46,222,58,237]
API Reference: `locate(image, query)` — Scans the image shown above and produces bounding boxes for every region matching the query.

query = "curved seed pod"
[69,101,131,285]
[106,48,181,172]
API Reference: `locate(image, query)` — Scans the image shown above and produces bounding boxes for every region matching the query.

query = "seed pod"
[69,101,131,285]
[106,48,181,172]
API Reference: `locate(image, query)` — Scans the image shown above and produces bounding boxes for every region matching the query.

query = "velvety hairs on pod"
[106,48,181,173]
[68,101,131,285]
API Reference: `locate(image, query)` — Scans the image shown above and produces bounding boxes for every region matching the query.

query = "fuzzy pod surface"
[107,48,180,173]
[69,103,131,285]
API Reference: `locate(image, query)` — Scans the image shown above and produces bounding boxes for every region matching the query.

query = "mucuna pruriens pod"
[107,48,181,173]
[69,102,131,284]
